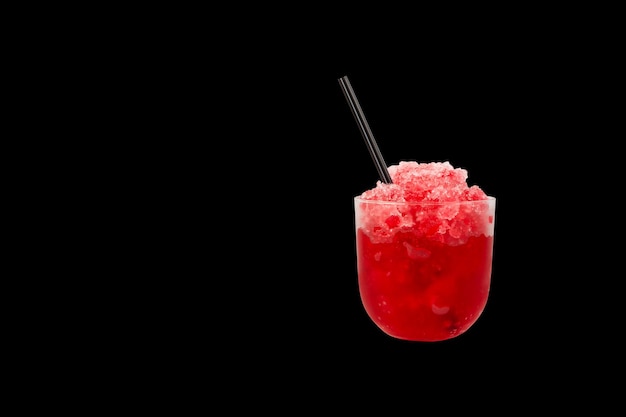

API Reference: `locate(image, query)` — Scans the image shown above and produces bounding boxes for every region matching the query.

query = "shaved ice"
[359,161,488,203]
[356,161,494,246]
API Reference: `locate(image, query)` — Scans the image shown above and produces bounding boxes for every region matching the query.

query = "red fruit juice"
[354,161,496,341]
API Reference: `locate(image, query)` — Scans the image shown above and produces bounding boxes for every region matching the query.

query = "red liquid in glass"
[357,229,494,342]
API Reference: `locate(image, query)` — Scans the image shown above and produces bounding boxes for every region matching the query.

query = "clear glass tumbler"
[354,196,496,342]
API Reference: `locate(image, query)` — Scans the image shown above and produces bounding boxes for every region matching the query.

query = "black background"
[155,45,612,385]
[60,9,622,406]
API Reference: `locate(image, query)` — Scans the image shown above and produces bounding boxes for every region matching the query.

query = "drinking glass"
[354,196,496,341]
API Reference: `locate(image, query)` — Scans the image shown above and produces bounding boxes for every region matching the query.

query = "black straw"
[338,75,392,184]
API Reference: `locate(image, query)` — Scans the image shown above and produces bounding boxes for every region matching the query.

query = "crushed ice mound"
[356,161,495,245]
[359,161,488,203]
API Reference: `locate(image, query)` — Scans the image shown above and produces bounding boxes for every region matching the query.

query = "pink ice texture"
[356,161,495,245]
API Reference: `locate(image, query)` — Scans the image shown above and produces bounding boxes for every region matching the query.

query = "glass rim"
[354,195,496,206]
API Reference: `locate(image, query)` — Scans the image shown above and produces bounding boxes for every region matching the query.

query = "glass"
[354,196,496,342]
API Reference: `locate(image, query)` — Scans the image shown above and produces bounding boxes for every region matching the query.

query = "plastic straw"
[338,75,393,184]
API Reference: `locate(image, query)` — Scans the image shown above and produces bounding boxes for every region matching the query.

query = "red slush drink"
[354,161,496,342]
